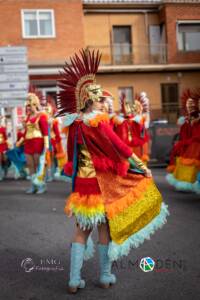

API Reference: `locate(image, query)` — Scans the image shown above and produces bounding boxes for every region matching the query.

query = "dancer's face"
[186,98,196,114]
[26,104,31,115]
[92,99,105,112]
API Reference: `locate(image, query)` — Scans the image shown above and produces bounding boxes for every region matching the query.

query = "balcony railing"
[87,43,168,65]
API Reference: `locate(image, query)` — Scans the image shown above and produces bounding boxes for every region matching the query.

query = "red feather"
[57,49,101,115]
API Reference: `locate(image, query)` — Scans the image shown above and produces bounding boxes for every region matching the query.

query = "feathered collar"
[62,111,109,128]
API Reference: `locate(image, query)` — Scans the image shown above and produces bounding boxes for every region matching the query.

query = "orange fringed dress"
[64,112,169,261]
[167,118,192,173]
[167,118,200,192]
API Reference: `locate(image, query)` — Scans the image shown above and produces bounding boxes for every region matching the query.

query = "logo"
[21,258,35,273]
[140,257,155,272]
[21,257,64,272]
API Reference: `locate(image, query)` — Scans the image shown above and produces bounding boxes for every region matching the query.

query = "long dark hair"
[81,99,93,113]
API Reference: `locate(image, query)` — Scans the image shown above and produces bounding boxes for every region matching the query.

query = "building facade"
[0,0,199,122]
[83,0,200,121]
[0,0,85,103]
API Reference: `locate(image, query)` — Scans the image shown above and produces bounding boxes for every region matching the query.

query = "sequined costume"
[113,95,150,163]
[58,50,169,263]
[166,116,192,173]
[23,90,49,193]
[24,112,48,155]
[63,111,168,259]
[166,90,200,193]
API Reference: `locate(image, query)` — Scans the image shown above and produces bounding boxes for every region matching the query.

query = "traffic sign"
[0,91,27,99]
[0,99,25,107]
[0,55,27,65]
[0,73,28,82]
[0,46,27,55]
[0,46,28,108]
[0,64,28,73]
[0,82,28,91]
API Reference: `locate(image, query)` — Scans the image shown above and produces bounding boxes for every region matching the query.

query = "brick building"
[0,0,85,101]
[83,0,200,121]
[0,0,199,122]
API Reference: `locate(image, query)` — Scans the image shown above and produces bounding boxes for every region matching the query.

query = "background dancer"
[0,116,9,181]
[45,98,67,181]
[166,89,200,192]
[24,91,49,194]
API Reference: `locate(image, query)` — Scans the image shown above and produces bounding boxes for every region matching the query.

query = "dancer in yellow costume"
[166,93,200,192]
[57,49,169,294]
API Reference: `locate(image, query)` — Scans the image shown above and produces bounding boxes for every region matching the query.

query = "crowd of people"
[0,84,152,193]
[0,89,67,192]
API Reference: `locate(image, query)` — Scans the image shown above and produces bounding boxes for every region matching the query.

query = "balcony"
[87,43,168,65]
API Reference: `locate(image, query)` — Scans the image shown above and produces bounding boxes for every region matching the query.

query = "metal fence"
[87,43,168,65]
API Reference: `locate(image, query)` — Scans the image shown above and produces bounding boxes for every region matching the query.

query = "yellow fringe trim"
[173,157,199,183]
[69,203,105,217]
[109,183,162,244]
[64,193,105,216]
[105,177,152,219]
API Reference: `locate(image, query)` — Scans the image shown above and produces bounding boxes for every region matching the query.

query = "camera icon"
[21,258,35,273]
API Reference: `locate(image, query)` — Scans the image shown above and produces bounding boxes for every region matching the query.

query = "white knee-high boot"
[68,242,86,293]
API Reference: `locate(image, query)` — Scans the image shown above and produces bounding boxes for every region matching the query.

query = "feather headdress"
[28,84,45,107]
[181,88,198,115]
[57,49,102,115]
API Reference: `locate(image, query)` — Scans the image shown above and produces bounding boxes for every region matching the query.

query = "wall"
[0,0,85,65]
[163,3,200,64]
[96,70,200,120]
[83,12,160,64]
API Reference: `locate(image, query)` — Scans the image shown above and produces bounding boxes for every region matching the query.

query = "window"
[113,26,132,64]
[21,10,55,38]
[149,24,167,64]
[118,87,133,106]
[177,22,200,51]
[161,84,179,114]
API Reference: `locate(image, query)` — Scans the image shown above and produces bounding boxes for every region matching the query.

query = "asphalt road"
[0,169,200,300]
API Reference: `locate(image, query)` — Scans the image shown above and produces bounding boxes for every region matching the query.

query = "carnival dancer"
[24,92,49,194]
[0,116,8,181]
[113,93,150,163]
[101,90,114,116]
[45,98,66,181]
[132,97,150,163]
[166,92,200,192]
[112,93,135,148]
[6,123,27,179]
[193,98,200,194]
[57,49,169,294]
[166,90,194,173]
[140,91,150,130]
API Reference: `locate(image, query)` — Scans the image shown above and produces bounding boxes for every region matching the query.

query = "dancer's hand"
[144,168,152,178]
